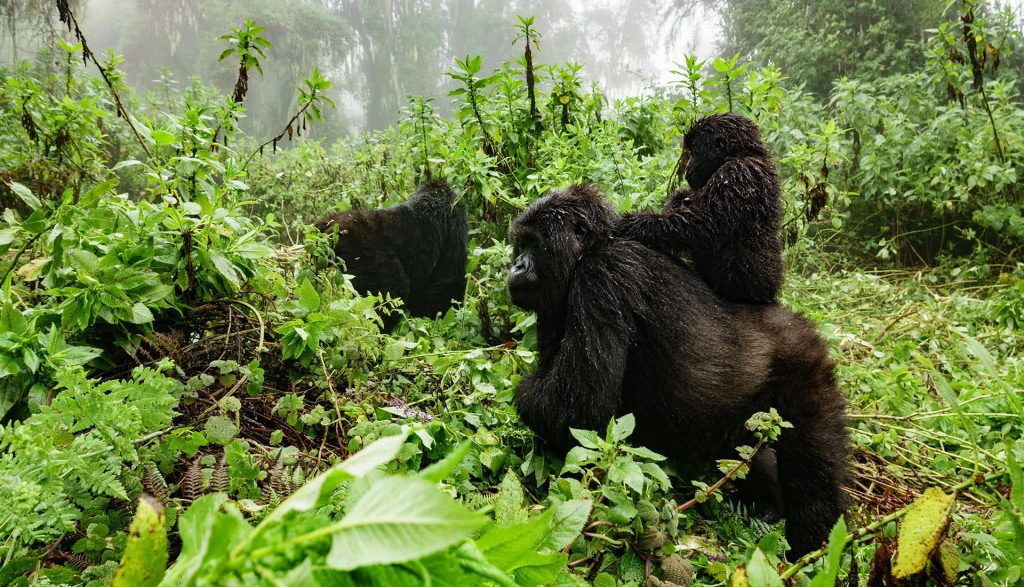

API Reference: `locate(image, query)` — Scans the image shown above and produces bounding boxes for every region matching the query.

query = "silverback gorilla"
[313,180,468,331]
[507,185,848,556]
[616,113,784,303]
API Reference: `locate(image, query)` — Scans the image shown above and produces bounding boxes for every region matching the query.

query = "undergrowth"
[0,3,1022,586]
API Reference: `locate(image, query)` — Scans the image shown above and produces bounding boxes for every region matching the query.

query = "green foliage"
[0,364,181,556]
[1,6,1023,586]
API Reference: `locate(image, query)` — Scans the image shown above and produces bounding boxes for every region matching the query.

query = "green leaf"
[325,475,485,570]
[8,182,41,210]
[151,129,176,146]
[114,495,167,587]
[609,413,635,442]
[808,516,847,587]
[295,278,320,314]
[477,509,554,571]
[568,428,601,449]
[893,487,955,578]
[539,499,591,553]
[262,431,409,526]
[206,250,239,290]
[745,549,783,586]
[494,469,528,526]
[161,494,251,586]
[129,302,154,324]
[420,441,472,484]
[510,551,567,586]
[608,460,645,494]
[204,415,238,445]
[112,159,143,171]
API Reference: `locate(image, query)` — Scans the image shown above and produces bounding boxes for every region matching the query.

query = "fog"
[4,0,1022,140]
[1,0,720,137]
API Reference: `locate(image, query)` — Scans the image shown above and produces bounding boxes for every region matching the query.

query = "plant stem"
[778,469,1007,580]
[677,441,764,513]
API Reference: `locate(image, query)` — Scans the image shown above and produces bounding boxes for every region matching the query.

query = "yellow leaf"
[934,539,959,586]
[113,495,167,587]
[893,487,955,578]
[730,565,748,587]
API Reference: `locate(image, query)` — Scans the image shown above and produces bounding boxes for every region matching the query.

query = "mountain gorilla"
[616,113,783,303]
[314,180,468,331]
[507,185,848,556]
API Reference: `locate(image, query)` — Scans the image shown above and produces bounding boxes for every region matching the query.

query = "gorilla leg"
[735,448,784,522]
[773,364,850,556]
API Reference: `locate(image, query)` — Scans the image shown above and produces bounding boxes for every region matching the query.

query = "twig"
[57,2,153,159]
[778,469,1007,580]
[242,101,315,170]
[676,441,763,513]
[0,229,44,285]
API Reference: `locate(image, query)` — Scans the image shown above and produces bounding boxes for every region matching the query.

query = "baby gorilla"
[313,180,468,331]
[508,185,848,556]
[616,113,783,303]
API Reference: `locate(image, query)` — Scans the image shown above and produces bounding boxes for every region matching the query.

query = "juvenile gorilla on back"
[507,185,849,556]
[616,113,783,303]
[314,180,467,331]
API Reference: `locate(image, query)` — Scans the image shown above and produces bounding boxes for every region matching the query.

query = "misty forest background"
[1,1,1023,586]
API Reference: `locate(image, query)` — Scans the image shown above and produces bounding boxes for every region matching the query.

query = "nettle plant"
[110,431,592,587]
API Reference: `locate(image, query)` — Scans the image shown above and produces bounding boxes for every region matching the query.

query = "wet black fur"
[313,180,468,331]
[616,113,784,303]
[508,185,849,556]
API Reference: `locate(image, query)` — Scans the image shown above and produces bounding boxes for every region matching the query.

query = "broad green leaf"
[494,469,528,526]
[0,227,17,246]
[161,494,251,587]
[295,278,320,314]
[112,159,143,170]
[113,495,167,587]
[262,431,409,526]
[608,459,645,494]
[745,549,783,587]
[808,516,847,587]
[609,413,635,442]
[568,428,600,449]
[622,445,667,461]
[325,475,485,570]
[478,509,553,571]
[420,441,472,484]
[8,182,41,210]
[893,487,955,578]
[129,302,154,324]
[208,249,241,289]
[539,499,591,553]
[204,415,238,445]
[151,129,176,146]
[510,551,567,587]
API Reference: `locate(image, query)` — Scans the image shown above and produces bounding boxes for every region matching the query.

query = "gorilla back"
[508,185,849,556]
[314,180,468,331]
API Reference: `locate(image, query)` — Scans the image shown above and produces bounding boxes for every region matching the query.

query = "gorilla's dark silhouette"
[508,185,848,556]
[314,180,467,331]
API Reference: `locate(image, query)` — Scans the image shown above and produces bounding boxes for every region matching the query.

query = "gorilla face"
[507,185,616,313]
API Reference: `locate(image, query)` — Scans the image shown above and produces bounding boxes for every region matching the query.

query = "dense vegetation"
[0,1,1022,585]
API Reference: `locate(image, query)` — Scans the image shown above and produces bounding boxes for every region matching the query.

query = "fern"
[0,363,181,557]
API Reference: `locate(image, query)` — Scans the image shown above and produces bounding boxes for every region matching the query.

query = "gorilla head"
[683,113,770,190]
[508,184,616,313]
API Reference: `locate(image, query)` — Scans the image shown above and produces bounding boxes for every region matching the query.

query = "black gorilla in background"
[313,180,468,331]
[507,185,849,556]
[616,113,784,303]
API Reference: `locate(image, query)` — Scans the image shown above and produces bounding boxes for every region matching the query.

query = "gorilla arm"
[514,265,632,454]
[614,197,700,254]
[616,157,770,255]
